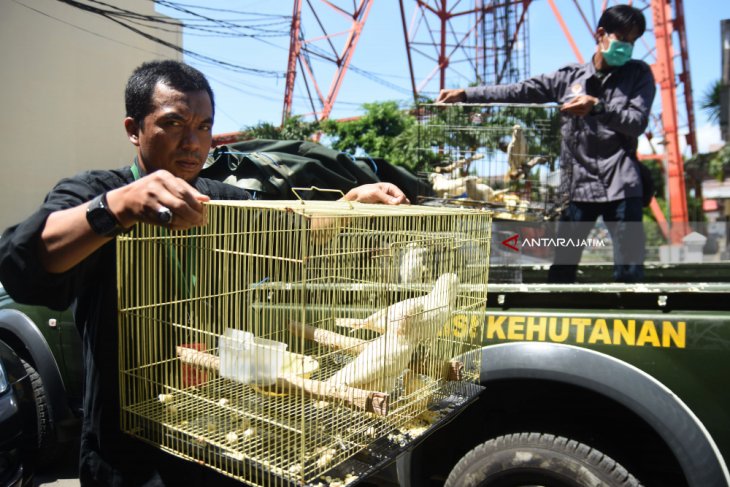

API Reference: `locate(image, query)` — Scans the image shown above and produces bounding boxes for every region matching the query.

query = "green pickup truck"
[436,265,730,487]
[0,283,81,486]
[1,262,728,487]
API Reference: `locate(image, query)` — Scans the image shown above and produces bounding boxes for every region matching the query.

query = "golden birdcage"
[116,197,491,486]
[417,103,563,221]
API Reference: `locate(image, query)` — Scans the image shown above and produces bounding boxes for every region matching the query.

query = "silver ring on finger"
[157,206,173,225]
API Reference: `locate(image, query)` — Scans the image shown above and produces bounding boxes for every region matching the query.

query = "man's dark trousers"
[548,197,645,283]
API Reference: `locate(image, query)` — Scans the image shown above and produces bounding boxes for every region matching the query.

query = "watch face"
[87,194,122,236]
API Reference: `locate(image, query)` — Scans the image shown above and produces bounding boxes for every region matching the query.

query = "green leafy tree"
[321,101,435,172]
[709,143,730,181]
[244,116,319,141]
[701,79,722,124]
[321,100,561,175]
[243,121,280,140]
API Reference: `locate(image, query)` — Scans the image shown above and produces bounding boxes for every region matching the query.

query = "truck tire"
[444,432,642,487]
[21,358,57,465]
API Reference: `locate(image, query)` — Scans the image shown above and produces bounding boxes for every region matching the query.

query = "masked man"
[437,4,655,283]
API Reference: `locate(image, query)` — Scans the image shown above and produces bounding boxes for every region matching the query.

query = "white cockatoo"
[464,176,495,202]
[328,273,460,392]
[428,173,467,198]
[325,310,421,392]
[506,124,528,181]
[398,243,428,284]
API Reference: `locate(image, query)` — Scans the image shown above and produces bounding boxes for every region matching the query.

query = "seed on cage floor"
[419,410,440,423]
[158,393,174,404]
[315,448,337,468]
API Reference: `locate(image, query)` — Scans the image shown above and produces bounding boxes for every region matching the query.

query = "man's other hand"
[343,183,410,205]
[436,89,466,104]
[560,95,599,117]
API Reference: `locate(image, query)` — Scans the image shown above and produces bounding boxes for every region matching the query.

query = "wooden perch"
[288,321,366,355]
[434,153,484,174]
[279,376,388,416]
[445,360,464,381]
[178,345,220,370]
[175,346,389,416]
[407,349,464,382]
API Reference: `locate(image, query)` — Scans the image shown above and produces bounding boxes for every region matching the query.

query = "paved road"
[33,440,80,487]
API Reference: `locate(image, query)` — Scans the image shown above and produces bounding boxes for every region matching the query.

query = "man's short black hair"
[125,60,215,124]
[597,4,647,37]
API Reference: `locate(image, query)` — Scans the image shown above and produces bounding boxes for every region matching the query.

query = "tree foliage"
[320,101,430,172]
[701,79,722,124]
[244,116,319,141]
[319,100,562,174]
[709,143,730,181]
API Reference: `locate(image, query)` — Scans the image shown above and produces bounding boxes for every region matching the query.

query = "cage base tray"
[124,381,484,486]
[311,382,484,486]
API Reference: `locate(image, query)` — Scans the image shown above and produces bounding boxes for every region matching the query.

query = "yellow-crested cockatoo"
[428,173,466,198]
[328,273,460,392]
[399,242,428,284]
[465,176,495,202]
[506,124,528,181]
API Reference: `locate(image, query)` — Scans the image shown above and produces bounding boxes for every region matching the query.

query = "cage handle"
[291,186,353,209]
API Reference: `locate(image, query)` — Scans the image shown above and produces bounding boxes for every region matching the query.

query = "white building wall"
[0,0,182,230]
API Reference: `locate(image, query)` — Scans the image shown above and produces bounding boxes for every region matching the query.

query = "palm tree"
[701,79,722,124]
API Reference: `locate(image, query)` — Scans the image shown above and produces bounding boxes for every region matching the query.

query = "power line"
[150,0,289,20]
[25,0,416,121]
[54,0,285,77]
[11,0,170,57]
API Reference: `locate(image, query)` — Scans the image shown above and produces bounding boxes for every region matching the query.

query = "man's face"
[597,26,642,50]
[126,82,213,182]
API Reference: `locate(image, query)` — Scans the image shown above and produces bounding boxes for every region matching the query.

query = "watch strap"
[87,192,126,237]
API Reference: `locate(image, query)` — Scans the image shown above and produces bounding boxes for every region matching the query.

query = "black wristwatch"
[86,192,126,237]
[591,100,605,115]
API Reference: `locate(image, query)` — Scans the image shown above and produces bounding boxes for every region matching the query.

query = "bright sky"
[157,1,730,154]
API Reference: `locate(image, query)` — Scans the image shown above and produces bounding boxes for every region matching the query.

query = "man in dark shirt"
[0,60,407,486]
[437,4,655,283]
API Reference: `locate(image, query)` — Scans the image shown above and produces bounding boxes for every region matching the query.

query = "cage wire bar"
[416,103,562,222]
[117,200,491,486]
